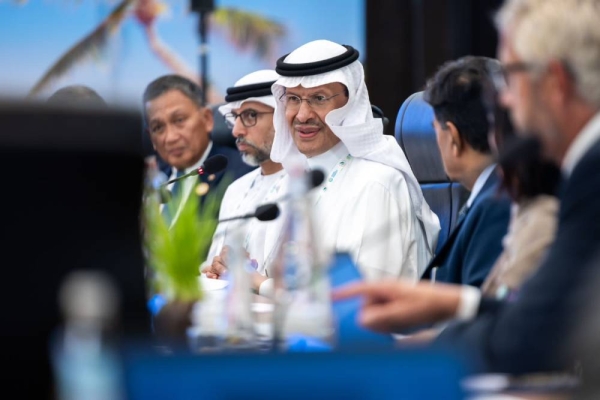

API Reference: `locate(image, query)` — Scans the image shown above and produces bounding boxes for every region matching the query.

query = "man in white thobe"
[202,70,288,280]
[270,39,440,282]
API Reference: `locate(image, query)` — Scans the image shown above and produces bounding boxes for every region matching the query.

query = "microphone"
[276,169,325,204]
[218,203,280,223]
[165,154,228,185]
[309,169,325,188]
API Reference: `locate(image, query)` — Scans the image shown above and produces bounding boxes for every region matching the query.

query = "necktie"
[170,169,185,200]
[456,203,470,225]
[162,169,185,225]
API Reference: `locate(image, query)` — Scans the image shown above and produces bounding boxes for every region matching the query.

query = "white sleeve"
[202,186,234,269]
[455,285,482,321]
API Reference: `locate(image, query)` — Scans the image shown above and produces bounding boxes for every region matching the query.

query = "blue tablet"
[328,252,395,350]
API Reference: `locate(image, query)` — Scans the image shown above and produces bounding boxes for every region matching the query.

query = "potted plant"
[142,168,225,341]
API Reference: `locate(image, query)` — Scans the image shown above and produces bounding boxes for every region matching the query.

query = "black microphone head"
[309,169,325,188]
[255,203,280,221]
[202,154,228,175]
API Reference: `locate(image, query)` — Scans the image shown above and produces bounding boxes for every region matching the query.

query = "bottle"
[271,157,335,351]
[187,289,227,353]
[141,155,169,305]
[222,229,258,351]
[187,228,257,353]
[143,155,170,206]
[51,271,123,400]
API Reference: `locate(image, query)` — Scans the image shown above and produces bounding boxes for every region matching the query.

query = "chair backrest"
[210,104,236,148]
[395,92,468,252]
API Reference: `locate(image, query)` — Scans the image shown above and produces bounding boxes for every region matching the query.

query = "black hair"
[142,75,205,125]
[46,85,107,108]
[423,56,497,154]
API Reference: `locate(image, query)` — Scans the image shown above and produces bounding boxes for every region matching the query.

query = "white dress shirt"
[562,112,600,177]
[167,142,213,225]
[466,163,496,208]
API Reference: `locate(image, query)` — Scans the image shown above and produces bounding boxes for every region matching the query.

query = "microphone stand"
[190,0,215,105]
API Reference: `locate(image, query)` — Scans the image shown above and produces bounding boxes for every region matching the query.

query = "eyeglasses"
[224,109,274,129]
[489,61,542,90]
[279,92,345,110]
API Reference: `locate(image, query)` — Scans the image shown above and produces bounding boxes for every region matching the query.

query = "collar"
[562,112,600,177]
[306,141,348,173]
[169,141,214,180]
[466,163,496,208]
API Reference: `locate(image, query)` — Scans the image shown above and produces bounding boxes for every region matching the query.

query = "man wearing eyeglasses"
[202,70,287,283]
[270,39,440,282]
[143,74,254,222]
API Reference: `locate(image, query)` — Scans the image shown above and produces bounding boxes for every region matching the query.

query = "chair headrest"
[371,104,389,130]
[394,92,448,183]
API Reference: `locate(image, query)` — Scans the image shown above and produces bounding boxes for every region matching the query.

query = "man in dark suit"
[143,75,254,218]
[421,57,511,287]
[334,0,600,374]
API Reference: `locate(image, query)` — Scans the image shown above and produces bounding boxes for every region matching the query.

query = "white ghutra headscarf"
[271,40,440,254]
[218,69,280,116]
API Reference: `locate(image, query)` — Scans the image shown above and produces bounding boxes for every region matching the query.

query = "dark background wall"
[365,0,504,134]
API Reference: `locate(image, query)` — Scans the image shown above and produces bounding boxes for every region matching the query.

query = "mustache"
[293,118,323,129]
[236,137,259,149]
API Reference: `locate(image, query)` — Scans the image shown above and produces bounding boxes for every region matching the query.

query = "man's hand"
[202,246,229,279]
[332,280,463,333]
[251,271,268,294]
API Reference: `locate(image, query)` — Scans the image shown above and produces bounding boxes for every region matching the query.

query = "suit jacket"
[438,138,600,374]
[421,170,512,286]
[162,142,255,204]
[198,142,255,196]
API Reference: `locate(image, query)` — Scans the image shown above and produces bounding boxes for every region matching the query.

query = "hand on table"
[201,246,268,292]
[203,246,230,279]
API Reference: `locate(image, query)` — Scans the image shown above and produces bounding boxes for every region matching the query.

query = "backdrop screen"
[0,0,365,106]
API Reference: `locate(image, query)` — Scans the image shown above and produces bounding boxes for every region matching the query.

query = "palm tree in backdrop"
[24,0,286,103]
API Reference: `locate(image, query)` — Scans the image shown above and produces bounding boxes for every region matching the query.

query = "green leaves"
[143,180,226,302]
[211,7,286,62]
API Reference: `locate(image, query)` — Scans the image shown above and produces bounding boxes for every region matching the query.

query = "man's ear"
[201,106,215,133]
[445,121,463,157]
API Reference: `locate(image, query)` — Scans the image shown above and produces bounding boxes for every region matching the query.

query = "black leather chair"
[395,92,468,253]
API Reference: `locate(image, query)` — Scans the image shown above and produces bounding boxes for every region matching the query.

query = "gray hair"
[142,75,205,125]
[496,0,600,108]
